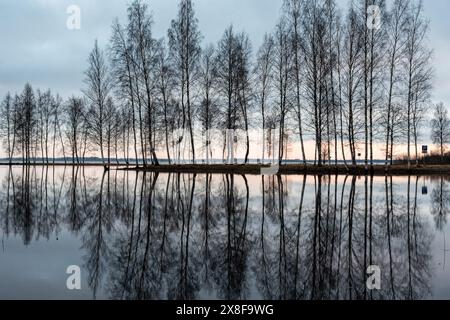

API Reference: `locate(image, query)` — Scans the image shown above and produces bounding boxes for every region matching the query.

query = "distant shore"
[1,163,450,176]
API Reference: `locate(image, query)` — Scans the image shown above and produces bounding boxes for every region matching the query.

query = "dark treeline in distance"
[1,0,447,168]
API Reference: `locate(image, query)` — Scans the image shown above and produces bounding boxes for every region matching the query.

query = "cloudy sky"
[0,0,282,98]
[0,0,449,107]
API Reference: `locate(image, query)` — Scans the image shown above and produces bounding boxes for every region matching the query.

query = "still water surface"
[0,166,449,300]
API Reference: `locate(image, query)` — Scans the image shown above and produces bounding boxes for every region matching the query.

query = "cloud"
[0,0,280,98]
[0,0,448,118]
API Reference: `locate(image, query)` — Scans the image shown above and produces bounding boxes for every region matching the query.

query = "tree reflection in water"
[0,167,442,300]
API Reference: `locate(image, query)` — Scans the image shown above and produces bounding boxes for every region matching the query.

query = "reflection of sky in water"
[0,167,449,300]
[0,229,96,299]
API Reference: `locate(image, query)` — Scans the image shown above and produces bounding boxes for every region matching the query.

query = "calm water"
[0,166,449,300]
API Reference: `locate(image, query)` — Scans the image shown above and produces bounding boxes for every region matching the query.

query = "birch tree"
[83,40,111,168]
[168,0,202,163]
[431,103,450,161]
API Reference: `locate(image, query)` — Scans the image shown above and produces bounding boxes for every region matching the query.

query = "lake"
[0,166,449,300]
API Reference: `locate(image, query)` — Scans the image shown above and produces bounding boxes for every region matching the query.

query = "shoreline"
[0,163,450,176]
[120,164,450,176]
[2,163,449,176]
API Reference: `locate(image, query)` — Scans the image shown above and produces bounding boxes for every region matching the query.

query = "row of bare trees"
[0,86,67,164]
[0,83,125,165]
[0,0,437,167]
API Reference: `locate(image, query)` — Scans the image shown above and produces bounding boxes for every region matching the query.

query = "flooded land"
[0,166,449,300]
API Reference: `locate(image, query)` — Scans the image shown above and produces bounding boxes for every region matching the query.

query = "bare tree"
[431,103,450,161]
[273,21,291,165]
[284,0,307,163]
[83,40,111,169]
[235,32,253,164]
[0,93,16,164]
[384,0,408,166]
[403,0,432,167]
[334,10,348,166]
[255,34,274,164]
[342,5,364,165]
[324,0,340,165]
[128,0,160,165]
[65,97,85,164]
[37,90,53,163]
[110,18,139,165]
[362,0,387,167]
[197,44,218,164]
[51,94,66,163]
[104,97,117,165]
[302,0,330,166]
[168,0,202,163]
[17,83,36,164]
[215,26,241,164]
[156,40,176,164]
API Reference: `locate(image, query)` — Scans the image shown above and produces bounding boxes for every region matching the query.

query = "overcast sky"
[0,0,449,110]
